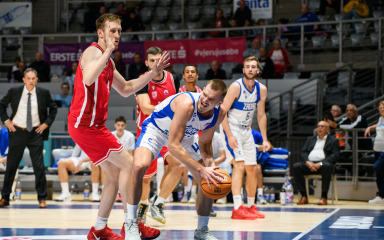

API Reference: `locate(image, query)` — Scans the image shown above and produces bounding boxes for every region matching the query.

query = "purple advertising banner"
[44,42,145,68]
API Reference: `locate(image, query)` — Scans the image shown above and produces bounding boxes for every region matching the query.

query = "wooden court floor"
[0,193,383,240]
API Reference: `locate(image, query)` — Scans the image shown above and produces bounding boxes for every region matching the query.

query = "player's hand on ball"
[199,166,223,189]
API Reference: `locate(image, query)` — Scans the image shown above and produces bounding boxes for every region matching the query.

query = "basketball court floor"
[0,195,383,240]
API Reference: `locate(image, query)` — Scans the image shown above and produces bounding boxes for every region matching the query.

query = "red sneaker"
[247,205,265,218]
[120,221,161,239]
[231,205,258,220]
[87,225,123,240]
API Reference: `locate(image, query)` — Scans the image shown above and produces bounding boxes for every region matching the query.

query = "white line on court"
[292,208,340,240]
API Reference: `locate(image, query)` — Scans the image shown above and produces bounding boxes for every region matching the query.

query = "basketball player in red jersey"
[67,14,169,240]
[179,65,202,93]
[135,47,184,225]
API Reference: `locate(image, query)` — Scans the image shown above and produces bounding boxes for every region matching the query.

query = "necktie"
[26,92,32,132]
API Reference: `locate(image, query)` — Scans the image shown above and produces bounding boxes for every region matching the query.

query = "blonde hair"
[96,13,121,31]
[378,101,384,110]
[243,56,259,66]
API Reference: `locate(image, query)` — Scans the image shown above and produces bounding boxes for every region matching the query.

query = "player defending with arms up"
[220,56,271,220]
[67,13,169,240]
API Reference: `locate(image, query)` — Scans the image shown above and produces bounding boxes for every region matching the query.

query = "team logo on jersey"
[243,90,247,99]
[164,90,169,95]
[152,91,157,99]
[152,86,155,90]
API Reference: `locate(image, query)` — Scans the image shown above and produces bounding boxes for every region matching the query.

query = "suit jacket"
[0,86,57,140]
[300,134,340,165]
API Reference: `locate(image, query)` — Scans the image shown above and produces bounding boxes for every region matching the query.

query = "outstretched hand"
[199,166,223,189]
[152,51,170,76]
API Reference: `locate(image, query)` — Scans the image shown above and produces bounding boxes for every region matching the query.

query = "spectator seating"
[197,62,211,80]
[221,62,237,79]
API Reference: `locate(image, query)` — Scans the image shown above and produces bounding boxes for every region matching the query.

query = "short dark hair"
[183,64,198,74]
[146,46,162,60]
[115,116,126,124]
[61,82,70,89]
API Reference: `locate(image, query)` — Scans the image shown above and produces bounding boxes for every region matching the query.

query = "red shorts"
[138,127,169,178]
[68,123,123,166]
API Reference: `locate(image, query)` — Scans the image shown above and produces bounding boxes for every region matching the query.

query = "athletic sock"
[94,216,108,230]
[61,182,69,194]
[154,196,165,205]
[92,183,99,195]
[257,188,263,197]
[184,186,188,195]
[197,215,209,230]
[191,185,197,197]
[126,204,138,220]
[247,197,255,208]
[233,195,242,210]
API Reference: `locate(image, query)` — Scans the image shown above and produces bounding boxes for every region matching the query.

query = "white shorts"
[220,124,257,166]
[137,123,201,164]
[71,157,92,171]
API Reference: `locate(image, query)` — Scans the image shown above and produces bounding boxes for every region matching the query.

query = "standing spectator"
[126,10,144,32]
[12,61,26,83]
[257,47,274,79]
[268,39,291,78]
[0,68,57,208]
[365,101,384,204]
[206,60,227,80]
[7,56,21,82]
[53,82,73,108]
[208,8,229,38]
[113,51,126,78]
[29,52,51,82]
[65,62,78,85]
[319,0,341,20]
[233,0,252,27]
[243,38,261,59]
[343,0,369,20]
[128,53,147,80]
[292,121,340,205]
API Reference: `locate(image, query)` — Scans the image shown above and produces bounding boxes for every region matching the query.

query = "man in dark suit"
[0,68,57,208]
[292,120,340,205]
[128,53,147,80]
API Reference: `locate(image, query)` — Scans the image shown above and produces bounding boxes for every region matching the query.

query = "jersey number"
[192,142,199,153]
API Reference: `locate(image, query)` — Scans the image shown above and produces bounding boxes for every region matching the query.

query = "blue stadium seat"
[155,7,169,22]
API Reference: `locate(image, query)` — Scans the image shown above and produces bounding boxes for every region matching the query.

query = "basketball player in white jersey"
[220,56,271,220]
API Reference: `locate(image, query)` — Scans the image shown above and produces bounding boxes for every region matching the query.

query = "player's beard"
[244,72,257,80]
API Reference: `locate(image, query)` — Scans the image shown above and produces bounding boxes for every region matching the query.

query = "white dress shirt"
[308,135,327,162]
[12,86,40,128]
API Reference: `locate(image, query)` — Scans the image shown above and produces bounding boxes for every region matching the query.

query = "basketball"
[200,168,232,200]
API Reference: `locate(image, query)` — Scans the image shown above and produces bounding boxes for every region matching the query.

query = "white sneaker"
[9,192,15,201]
[91,193,100,202]
[55,192,72,202]
[216,197,227,204]
[194,226,217,240]
[257,195,267,204]
[181,194,188,203]
[368,196,384,204]
[165,194,173,203]
[124,219,141,240]
[188,195,196,204]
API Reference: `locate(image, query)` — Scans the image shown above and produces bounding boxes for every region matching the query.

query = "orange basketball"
[200,168,232,200]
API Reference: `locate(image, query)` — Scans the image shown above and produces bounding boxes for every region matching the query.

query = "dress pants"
[1,127,47,201]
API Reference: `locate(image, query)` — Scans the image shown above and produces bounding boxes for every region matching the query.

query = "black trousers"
[292,161,333,199]
[1,128,47,201]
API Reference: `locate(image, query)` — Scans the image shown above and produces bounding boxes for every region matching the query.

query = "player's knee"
[132,160,150,176]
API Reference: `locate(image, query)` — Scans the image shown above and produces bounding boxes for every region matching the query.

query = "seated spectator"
[0,124,9,170]
[65,62,78,85]
[319,0,341,20]
[84,4,108,33]
[206,60,227,80]
[179,65,202,93]
[257,47,274,79]
[229,19,243,37]
[128,53,147,80]
[275,18,289,40]
[29,52,50,82]
[126,10,144,32]
[343,0,369,20]
[233,0,252,27]
[268,39,291,78]
[292,120,340,205]
[208,8,229,38]
[7,56,21,82]
[243,38,261,59]
[338,104,372,173]
[325,104,342,130]
[11,61,26,83]
[365,101,384,204]
[113,51,126,78]
[53,83,73,108]
[116,2,129,31]
[54,144,101,202]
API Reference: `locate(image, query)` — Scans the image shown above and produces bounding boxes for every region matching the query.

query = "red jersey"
[179,85,202,93]
[68,43,114,129]
[136,70,179,130]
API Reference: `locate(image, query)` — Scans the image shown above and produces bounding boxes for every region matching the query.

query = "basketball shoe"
[247,205,265,218]
[188,195,196,204]
[181,194,188,203]
[256,195,267,204]
[120,220,160,239]
[194,226,217,240]
[87,225,123,240]
[215,197,226,204]
[147,202,166,224]
[55,192,72,202]
[137,203,149,224]
[231,205,258,220]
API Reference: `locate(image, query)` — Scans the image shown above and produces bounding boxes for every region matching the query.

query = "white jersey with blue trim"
[142,92,221,139]
[227,78,260,128]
